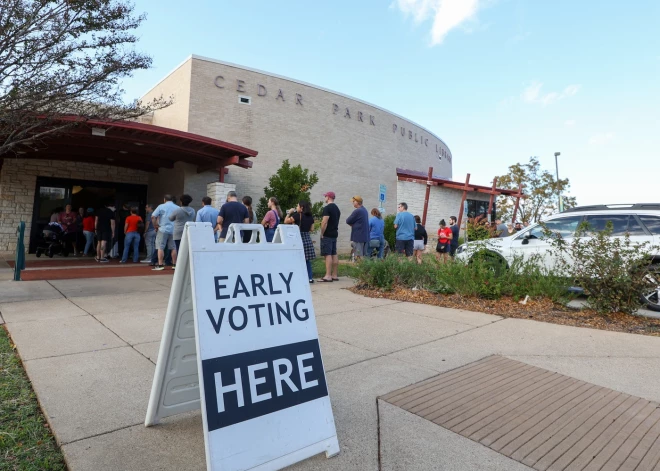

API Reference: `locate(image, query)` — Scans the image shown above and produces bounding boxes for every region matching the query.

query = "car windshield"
[517,216,584,240]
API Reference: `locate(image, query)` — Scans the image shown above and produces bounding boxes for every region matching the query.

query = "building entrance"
[30,177,148,253]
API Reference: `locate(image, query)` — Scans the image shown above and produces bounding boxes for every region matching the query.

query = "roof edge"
[190,54,451,154]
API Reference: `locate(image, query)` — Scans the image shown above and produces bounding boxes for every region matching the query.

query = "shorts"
[436,242,451,254]
[395,239,414,257]
[320,237,337,256]
[351,241,367,257]
[156,231,176,251]
[96,230,112,243]
[413,240,425,251]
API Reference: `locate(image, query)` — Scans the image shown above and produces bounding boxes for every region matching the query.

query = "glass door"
[30,182,72,252]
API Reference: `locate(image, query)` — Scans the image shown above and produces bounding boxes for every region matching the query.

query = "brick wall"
[0,158,149,254]
[144,56,454,253]
[396,180,490,242]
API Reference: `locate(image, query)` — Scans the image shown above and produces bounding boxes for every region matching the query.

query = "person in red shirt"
[435,219,453,263]
[121,206,143,263]
[82,208,96,256]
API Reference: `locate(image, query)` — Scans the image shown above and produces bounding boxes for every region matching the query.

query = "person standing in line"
[513,221,523,233]
[196,196,220,242]
[261,197,283,242]
[241,196,258,243]
[116,202,131,259]
[217,191,249,242]
[95,201,115,263]
[413,215,428,265]
[121,206,143,263]
[495,218,509,238]
[59,204,79,256]
[141,204,156,263]
[449,216,460,257]
[82,208,95,256]
[346,195,369,261]
[151,194,179,271]
[369,208,385,259]
[284,201,316,283]
[169,194,195,253]
[393,202,416,258]
[76,207,85,254]
[50,207,62,223]
[436,219,453,263]
[319,191,340,282]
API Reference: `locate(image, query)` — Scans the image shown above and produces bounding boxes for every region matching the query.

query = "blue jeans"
[122,232,140,262]
[144,231,156,260]
[306,260,313,281]
[83,231,94,255]
[264,228,276,242]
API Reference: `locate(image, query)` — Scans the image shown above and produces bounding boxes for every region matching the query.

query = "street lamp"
[554,152,562,212]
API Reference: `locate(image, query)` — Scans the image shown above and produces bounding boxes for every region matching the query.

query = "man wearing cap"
[346,195,370,261]
[319,191,341,282]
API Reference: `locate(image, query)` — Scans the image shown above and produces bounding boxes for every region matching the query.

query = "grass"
[0,326,66,471]
[311,256,360,279]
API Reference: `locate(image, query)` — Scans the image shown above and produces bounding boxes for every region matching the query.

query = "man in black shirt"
[95,202,115,262]
[319,191,341,282]
[216,191,249,241]
[449,216,460,257]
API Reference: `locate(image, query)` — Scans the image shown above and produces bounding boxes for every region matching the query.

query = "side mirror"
[521,233,531,245]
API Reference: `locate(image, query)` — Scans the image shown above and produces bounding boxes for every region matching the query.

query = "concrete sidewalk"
[1,276,660,470]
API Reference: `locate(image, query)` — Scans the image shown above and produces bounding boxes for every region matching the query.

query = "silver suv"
[456,204,660,311]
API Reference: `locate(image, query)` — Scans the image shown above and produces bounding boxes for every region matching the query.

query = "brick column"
[206,182,237,210]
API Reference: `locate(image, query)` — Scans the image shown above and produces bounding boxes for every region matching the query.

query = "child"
[436,219,453,263]
[413,215,427,264]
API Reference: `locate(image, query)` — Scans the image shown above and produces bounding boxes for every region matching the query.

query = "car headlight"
[456,244,466,254]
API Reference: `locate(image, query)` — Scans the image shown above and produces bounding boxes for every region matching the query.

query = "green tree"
[0,0,170,156]
[257,159,324,220]
[496,156,577,224]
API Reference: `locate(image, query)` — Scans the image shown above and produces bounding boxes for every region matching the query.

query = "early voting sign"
[146,223,339,471]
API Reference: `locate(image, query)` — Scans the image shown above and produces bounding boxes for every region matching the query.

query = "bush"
[549,221,659,314]
[354,254,571,303]
[467,215,496,241]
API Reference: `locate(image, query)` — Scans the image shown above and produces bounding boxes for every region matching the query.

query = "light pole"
[554,152,561,212]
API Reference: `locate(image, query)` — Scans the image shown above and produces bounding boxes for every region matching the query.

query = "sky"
[123,0,660,206]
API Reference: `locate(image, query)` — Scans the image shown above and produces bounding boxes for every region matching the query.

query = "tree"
[0,0,170,156]
[496,156,577,224]
[257,159,324,220]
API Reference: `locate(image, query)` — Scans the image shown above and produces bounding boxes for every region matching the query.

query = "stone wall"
[396,180,491,242]
[0,158,149,254]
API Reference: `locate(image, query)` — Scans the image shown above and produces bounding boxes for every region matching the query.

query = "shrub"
[467,215,496,241]
[383,214,396,251]
[549,221,659,314]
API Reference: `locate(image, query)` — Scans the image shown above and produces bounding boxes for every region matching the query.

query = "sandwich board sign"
[145,222,339,470]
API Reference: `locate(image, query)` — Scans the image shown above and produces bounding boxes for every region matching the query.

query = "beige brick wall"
[144,55,453,252]
[141,58,192,132]
[0,159,149,254]
[396,180,491,243]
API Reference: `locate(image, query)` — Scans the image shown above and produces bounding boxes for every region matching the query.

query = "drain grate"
[381,356,660,470]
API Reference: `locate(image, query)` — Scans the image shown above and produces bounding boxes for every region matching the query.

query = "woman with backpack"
[261,197,282,242]
[121,206,144,263]
[413,215,428,264]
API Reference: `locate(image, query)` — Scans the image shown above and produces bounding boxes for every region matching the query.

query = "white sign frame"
[146,223,339,471]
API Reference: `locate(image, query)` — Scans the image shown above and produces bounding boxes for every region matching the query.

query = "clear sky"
[123,0,660,206]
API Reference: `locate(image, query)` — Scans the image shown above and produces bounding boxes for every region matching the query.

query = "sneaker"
[99,258,109,263]
[171,264,176,270]
[119,260,126,264]
[140,259,151,264]
[152,265,165,271]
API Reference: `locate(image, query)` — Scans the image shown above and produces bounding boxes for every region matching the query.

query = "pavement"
[1,275,660,470]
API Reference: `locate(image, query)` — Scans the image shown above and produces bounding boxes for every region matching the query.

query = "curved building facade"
[142,55,453,250]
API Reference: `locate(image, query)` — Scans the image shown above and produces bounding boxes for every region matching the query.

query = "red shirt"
[125,215,142,233]
[82,216,95,232]
[438,227,452,244]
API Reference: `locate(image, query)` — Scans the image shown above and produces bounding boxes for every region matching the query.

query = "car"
[455,204,660,311]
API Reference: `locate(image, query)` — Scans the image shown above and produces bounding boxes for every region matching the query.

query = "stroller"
[35,222,69,258]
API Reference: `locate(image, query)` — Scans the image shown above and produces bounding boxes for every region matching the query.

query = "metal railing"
[14,221,25,281]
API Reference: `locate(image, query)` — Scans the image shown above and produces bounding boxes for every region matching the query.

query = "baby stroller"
[35,222,69,258]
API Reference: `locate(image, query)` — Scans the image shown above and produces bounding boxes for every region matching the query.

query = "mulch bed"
[350,286,660,337]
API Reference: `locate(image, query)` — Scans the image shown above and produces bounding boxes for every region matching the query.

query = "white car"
[455,204,660,311]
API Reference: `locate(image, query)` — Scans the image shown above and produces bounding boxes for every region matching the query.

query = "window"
[639,215,660,235]
[627,216,647,236]
[238,95,251,105]
[584,215,629,236]
[521,216,584,240]
[466,199,495,221]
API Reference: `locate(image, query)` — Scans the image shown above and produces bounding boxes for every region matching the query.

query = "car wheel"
[640,265,660,312]
[470,250,508,276]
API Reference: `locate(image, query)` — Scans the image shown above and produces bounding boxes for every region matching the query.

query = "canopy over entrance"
[10,117,258,178]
